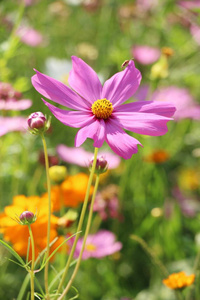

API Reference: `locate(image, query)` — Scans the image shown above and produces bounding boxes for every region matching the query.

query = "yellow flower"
[163,272,195,289]
[0,195,64,259]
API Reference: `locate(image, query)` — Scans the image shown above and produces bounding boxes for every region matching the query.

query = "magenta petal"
[105,119,142,159]
[115,101,176,117]
[102,60,142,107]
[68,56,102,103]
[32,70,89,110]
[42,99,94,128]
[0,99,32,111]
[75,119,105,148]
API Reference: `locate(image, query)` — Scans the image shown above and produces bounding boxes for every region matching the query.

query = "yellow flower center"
[85,243,97,252]
[91,98,113,119]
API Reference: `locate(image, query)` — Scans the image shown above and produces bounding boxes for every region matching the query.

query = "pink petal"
[0,117,27,136]
[75,119,105,148]
[102,60,142,107]
[115,101,176,117]
[114,111,172,136]
[32,70,90,110]
[57,146,93,167]
[56,145,121,169]
[0,99,32,111]
[105,119,142,159]
[134,85,150,101]
[42,99,94,128]
[132,45,161,65]
[68,56,102,104]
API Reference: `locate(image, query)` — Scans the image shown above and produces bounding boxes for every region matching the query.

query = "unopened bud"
[19,211,36,225]
[27,112,50,134]
[49,165,67,183]
[89,156,108,174]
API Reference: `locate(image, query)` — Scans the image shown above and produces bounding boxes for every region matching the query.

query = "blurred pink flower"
[56,144,121,169]
[73,230,122,260]
[178,1,200,10]
[132,46,161,65]
[93,188,121,220]
[190,24,200,45]
[135,85,200,121]
[172,187,200,217]
[0,117,27,136]
[0,82,32,111]
[24,0,35,6]
[152,86,200,121]
[16,26,43,47]
[136,0,158,11]
[32,56,175,159]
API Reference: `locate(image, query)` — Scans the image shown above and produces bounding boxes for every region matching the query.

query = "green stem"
[41,134,51,300]
[28,225,35,300]
[58,173,100,300]
[55,147,98,299]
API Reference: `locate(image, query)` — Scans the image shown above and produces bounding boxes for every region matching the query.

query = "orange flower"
[47,173,93,211]
[0,195,64,259]
[163,271,195,289]
[144,149,170,163]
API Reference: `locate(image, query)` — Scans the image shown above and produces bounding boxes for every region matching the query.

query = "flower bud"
[27,112,50,134]
[19,211,36,225]
[49,165,67,183]
[89,156,108,174]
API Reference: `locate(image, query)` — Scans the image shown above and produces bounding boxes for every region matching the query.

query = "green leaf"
[0,239,26,267]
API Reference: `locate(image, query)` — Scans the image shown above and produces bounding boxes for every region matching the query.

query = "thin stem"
[28,225,35,300]
[58,173,100,300]
[41,134,51,300]
[55,147,99,299]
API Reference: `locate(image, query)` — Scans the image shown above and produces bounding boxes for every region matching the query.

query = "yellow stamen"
[91,98,113,119]
[85,243,97,252]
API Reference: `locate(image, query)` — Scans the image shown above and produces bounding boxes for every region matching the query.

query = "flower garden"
[0,0,200,299]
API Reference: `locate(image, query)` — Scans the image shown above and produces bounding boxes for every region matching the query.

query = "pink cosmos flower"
[56,144,121,169]
[72,230,122,260]
[16,26,43,47]
[32,56,175,159]
[135,85,200,121]
[132,46,161,65]
[0,82,32,111]
[0,117,27,136]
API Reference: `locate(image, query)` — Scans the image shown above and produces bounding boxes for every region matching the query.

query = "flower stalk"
[27,224,35,300]
[55,147,98,299]
[41,133,51,300]
[58,172,100,300]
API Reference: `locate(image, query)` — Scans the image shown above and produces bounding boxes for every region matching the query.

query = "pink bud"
[19,211,36,225]
[89,155,108,174]
[28,111,46,130]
